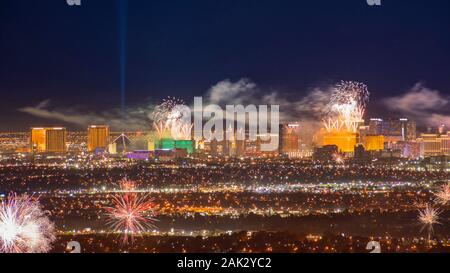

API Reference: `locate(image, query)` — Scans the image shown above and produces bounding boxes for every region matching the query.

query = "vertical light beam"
[118,0,128,115]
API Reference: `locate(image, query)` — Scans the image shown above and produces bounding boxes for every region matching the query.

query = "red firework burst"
[104,184,157,245]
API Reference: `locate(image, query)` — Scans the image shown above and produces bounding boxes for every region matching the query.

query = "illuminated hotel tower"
[280,123,300,153]
[31,127,67,153]
[87,125,110,152]
[30,128,46,152]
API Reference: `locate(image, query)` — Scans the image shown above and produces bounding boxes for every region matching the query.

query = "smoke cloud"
[383,83,450,127]
[19,100,155,131]
[19,78,334,140]
[202,79,333,145]
[205,79,332,122]
[206,78,257,105]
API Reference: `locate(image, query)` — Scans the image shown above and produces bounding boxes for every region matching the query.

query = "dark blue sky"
[0,0,449,130]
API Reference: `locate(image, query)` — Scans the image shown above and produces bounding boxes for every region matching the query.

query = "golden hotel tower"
[87,125,110,152]
[31,127,67,153]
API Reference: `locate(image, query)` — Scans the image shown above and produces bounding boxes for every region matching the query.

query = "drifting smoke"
[203,79,334,145]
[18,78,356,145]
[206,78,257,105]
[383,83,450,127]
[19,100,155,131]
[204,79,332,122]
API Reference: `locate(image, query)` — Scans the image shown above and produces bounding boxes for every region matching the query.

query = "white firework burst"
[332,153,344,164]
[323,81,370,133]
[434,182,450,206]
[152,97,188,139]
[418,203,441,242]
[0,193,56,253]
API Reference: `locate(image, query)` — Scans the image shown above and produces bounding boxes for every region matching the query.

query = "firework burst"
[152,97,185,121]
[434,182,450,206]
[0,193,55,253]
[418,203,441,242]
[160,96,185,112]
[332,153,344,164]
[323,81,370,133]
[105,181,157,245]
[152,97,192,139]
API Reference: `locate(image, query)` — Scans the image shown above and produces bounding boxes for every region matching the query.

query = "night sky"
[0,0,449,130]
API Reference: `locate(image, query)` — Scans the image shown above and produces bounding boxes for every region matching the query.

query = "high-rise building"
[322,131,358,153]
[368,118,416,143]
[417,134,442,157]
[87,125,110,152]
[399,118,416,141]
[358,125,369,144]
[382,118,402,138]
[280,123,300,153]
[46,128,67,153]
[379,118,416,141]
[369,119,383,135]
[30,128,46,153]
[364,135,385,151]
[440,132,450,156]
[31,127,67,153]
